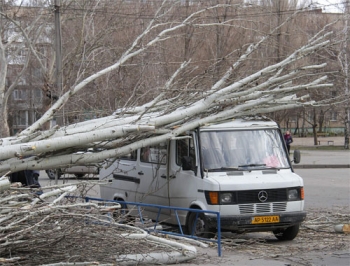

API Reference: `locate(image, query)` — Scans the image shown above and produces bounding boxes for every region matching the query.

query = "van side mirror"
[182,156,193,171]
[293,150,301,164]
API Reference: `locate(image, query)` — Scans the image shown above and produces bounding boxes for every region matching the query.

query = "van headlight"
[205,191,237,205]
[288,188,299,200]
[220,193,233,204]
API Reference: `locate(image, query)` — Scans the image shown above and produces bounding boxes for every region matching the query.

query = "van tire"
[113,199,128,223]
[187,212,215,238]
[46,169,62,180]
[273,224,300,240]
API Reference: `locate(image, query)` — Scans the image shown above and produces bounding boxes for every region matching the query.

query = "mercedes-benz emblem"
[258,191,268,202]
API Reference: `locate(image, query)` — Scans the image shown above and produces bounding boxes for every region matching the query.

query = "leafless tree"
[0,1,53,137]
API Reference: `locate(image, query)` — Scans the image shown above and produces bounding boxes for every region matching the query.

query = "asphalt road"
[295,168,350,209]
[38,167,349,210]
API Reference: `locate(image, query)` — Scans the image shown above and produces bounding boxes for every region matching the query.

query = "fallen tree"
[0,2,346,174]
[0,27,341,175]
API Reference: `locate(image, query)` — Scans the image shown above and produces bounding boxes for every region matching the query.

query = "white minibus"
[100,118,306,240]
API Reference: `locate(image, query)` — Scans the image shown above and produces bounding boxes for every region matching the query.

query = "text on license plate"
[252,215,280,224]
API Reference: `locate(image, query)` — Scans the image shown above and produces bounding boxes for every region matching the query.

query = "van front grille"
[239,202,287,214]
[236,188,288,203]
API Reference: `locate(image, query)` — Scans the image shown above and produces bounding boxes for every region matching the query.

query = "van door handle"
[138,171,144,175]
[160,174,166,179]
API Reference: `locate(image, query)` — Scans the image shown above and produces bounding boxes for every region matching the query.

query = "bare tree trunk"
[0,103,10,137]
[318,109,324,133]
[312,108,318,145]
[294,112,299,136]
[301,108,306,137]
[0,33,10,137]
[285,117,290,131]
[345,109,349,149]
[183,0,193,61]
[343,1,349,149]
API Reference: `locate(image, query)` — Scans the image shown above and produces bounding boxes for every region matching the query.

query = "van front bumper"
[206,211,307,232]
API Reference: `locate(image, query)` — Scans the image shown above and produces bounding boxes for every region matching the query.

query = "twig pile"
[0,182,183,265]
[219,207,350,263]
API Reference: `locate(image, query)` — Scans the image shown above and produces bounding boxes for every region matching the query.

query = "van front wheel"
[112,199,128,223]
[187,212,215,238]
[45,169,61,180]
[273,224,300,240]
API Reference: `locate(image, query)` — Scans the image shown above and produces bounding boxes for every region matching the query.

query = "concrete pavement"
[291,137,350,168]
[292,136,345,146]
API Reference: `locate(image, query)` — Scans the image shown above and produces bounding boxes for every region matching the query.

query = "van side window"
[176,138,195,166]
[119,150,137,161]
[141,143,167,164]
[176,139,188,165]
[141,147,151,163]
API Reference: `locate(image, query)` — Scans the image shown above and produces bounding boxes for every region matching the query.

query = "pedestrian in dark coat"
[284,131,293,154]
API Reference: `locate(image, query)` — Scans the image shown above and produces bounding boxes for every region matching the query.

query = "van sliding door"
[137,143,170,214]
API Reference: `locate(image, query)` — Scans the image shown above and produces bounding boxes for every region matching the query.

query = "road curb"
[294,164,350,169]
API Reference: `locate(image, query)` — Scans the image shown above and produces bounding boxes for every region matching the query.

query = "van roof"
[200,117,278,130]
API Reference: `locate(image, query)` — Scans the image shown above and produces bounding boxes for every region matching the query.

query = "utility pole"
[54,0,63,184]
[0,0,3,30]
[54,0,64,124]
[344,0,349,149]
[54,0,62,100]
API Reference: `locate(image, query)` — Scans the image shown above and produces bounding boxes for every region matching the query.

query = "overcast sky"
[313,0,346,12]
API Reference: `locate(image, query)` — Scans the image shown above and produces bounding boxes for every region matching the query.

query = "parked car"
[45,165,99,179]
[45,149,100,179]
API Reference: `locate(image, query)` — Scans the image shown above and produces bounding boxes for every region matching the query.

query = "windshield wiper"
[205,167,240,172]
[238,164,266,168]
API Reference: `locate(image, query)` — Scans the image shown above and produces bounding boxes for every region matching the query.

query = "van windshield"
[200,129,289,171]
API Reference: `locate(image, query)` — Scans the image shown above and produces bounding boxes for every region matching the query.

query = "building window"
[34,88,42,99]
[35,110,42,122]
[33,68,43,80]
[181,0,193,5]
[14,110,28,126]
[290,115,297,123]
[13,89,27,100]
[307,112,313,121]
[7,46,28,64]
[18,77,26,85]
[330,111,338,121]
[50,117,57,128]
[13,90,23,101]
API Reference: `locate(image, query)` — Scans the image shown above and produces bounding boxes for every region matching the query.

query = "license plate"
[252,215,280,224]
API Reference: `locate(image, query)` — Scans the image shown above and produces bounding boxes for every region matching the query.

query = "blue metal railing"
[84,197,222,256]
